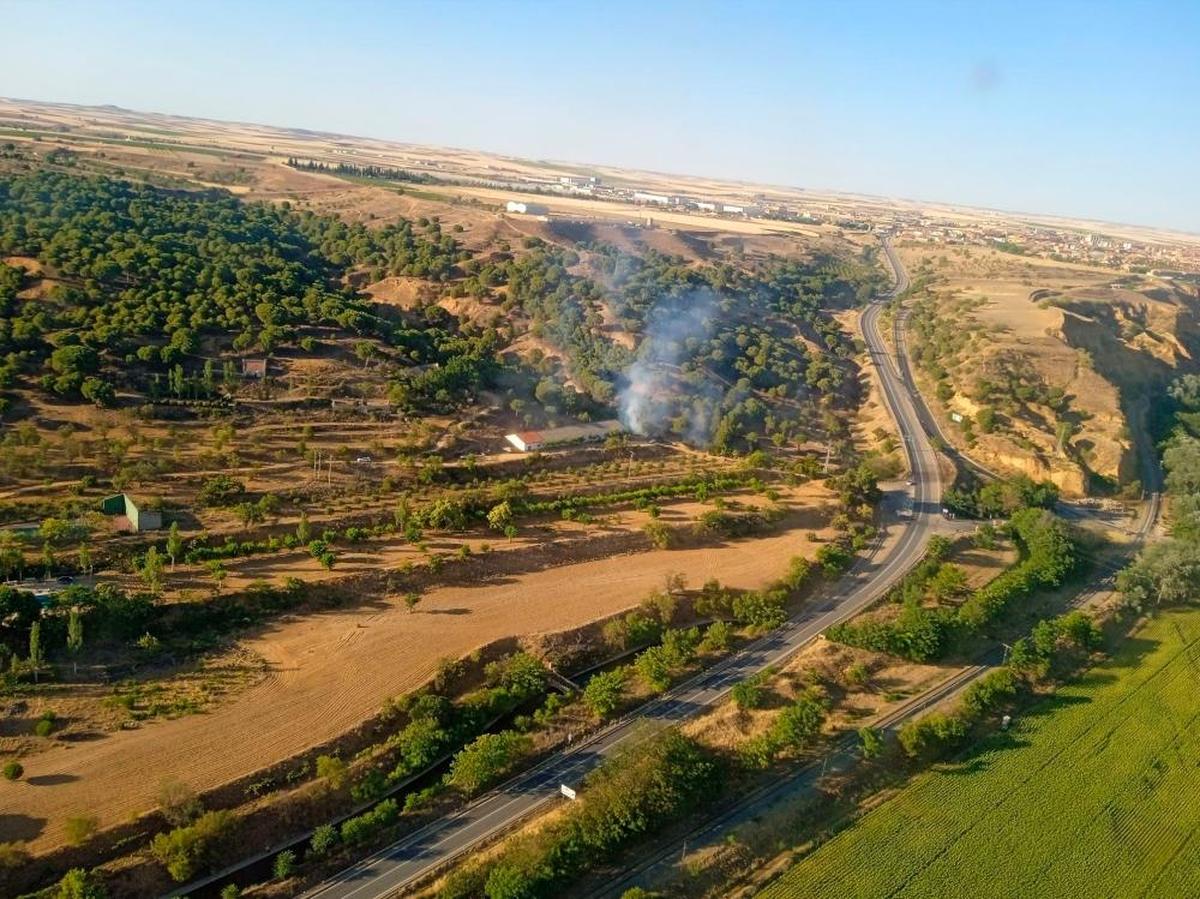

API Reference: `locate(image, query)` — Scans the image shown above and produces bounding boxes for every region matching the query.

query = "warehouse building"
[505,420,623,453]
[101,493,163,533]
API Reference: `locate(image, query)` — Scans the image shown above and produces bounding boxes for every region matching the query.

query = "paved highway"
[590,240,1164,898]
[303,254,945,899]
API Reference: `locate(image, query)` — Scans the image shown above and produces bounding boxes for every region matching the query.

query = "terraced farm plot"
[759,608,1200,899]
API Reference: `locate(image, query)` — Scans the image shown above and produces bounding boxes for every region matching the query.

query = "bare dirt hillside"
[897,244,1200,494]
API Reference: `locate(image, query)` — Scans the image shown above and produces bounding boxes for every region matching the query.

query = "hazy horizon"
[2,0,1197,233]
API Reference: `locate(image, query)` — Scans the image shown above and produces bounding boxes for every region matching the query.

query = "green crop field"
[759,608,1200,899]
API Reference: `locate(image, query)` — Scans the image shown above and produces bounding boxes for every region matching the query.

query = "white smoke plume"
[618,290,723,443]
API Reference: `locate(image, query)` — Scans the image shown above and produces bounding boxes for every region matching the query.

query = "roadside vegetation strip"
[758,608,1200,899]
[826,506,1077,662]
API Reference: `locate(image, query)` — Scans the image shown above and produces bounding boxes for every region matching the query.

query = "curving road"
[302,254,945,899]
[589,239,1163,898]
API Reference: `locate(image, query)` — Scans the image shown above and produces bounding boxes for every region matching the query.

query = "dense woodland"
[0,165,882,455]
[0,169,491,414]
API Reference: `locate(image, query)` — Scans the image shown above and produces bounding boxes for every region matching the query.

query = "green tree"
[150,810,232,882]
[404,591,422,614]
[315,754,348,789]
[446,731,531,796]
[206,560,227,594]
[140,546,164,593]
[310,823,338,856]
[582,668,626,718]
[67,608,83,675]
[166,521,182,569]
[858,725,884,759]
[28,620,43,683]
[487,500,514,531]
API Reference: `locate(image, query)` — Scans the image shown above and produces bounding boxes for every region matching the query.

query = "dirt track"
[4,510,830,852]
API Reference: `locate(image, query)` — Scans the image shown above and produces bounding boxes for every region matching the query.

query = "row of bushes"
[897,608,1102,761]
[179,472,755,567]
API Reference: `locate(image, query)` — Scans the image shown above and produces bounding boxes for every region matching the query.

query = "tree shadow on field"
[1102,635,1161,672]
[0,814,46,842]
[938,730,1034,777]
[26,773,79,786]
[1019,692,1093,720]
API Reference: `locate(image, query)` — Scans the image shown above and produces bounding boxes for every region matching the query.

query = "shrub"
[340,798,399,845]
[698,619,732,653]
[2,761,23,781]
[64,815,99,846]
[310,823,338,856]
[0,841,30,869]
[273,848,296,879]
[157,778,202,826]
[55,868,107,899]
[150,810,233,882]
[731,672,768,710]
[643,519,673,549]
[34,718,54,737]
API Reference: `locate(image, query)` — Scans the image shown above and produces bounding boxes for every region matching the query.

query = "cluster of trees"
[906,286,1080,452]
[500,242,629,403]
[1117,373,1200,610]
[942,474,1059,519]
[284,157,439,186]
[740,689,828,768]
[495,240,872,452]
[828,508,1078,662]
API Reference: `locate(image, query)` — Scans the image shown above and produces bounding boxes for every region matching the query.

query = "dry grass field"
[4,483,839,851]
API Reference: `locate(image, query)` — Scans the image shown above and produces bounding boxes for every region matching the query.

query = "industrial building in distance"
[505,420,623,452]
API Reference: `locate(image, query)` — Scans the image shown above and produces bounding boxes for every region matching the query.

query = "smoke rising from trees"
[617,290,724,444]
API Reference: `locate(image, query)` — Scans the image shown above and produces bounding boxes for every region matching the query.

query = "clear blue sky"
[3,0,1198,232]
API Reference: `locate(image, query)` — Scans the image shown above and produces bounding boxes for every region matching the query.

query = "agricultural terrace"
[759,607,1200,899]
